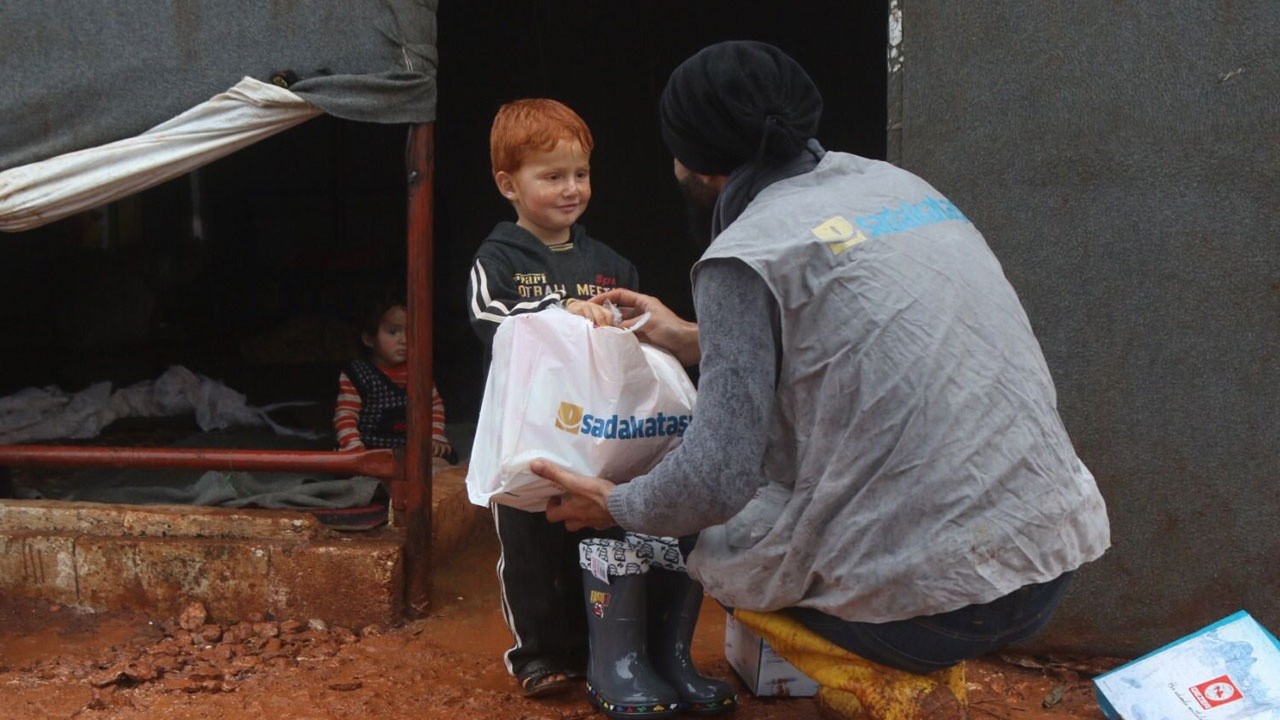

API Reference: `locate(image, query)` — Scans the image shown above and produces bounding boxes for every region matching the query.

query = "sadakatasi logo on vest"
[555,401,690,439]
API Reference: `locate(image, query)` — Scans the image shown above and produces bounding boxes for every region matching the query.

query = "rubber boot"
[733,608,968,720]
[579,538,680,719]
[630,534,737,715]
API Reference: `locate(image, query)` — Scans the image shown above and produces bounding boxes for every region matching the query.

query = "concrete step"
[0,465,481,628]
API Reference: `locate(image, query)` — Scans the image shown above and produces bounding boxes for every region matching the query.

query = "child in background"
[335,293,453,464]
[466,99,638,698]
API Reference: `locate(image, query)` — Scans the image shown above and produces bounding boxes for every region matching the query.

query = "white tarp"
[0,365,321,445]
[0,77,322,232]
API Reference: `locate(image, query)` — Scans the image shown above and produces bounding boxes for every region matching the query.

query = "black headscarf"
[659,41,823,176]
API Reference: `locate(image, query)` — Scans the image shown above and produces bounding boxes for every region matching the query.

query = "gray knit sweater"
[607,259,777,535]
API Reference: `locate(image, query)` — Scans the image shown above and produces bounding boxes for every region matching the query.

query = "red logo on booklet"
[1189,675,1242,709]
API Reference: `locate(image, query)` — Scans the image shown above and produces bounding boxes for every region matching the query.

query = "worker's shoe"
[580,538,680,719]
[630,533,737,715]
[733,608,968,720]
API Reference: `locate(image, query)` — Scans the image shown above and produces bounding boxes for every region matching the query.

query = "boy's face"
[363,305,407,367]
[495,139,591,245]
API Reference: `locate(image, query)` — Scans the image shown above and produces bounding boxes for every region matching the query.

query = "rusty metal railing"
[0,445,398,478]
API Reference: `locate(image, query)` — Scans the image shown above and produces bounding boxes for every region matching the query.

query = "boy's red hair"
[490,99,594,176]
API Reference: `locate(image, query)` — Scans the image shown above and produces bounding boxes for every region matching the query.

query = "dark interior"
[0,1,887,438]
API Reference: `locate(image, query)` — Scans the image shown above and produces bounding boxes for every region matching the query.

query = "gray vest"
[688,152,1110,622]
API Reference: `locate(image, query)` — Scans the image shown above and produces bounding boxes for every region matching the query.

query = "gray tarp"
[0,0,438,172]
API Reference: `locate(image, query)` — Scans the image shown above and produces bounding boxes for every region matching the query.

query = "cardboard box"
[723,613,819,698]
[1093,610,1280,719]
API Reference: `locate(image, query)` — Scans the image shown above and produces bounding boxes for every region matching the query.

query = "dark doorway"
[435,1,889,420]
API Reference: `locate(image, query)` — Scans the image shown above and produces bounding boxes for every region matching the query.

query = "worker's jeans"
[785,572,1073,674]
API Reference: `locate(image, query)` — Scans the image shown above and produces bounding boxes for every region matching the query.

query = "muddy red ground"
[0,516,1121,719]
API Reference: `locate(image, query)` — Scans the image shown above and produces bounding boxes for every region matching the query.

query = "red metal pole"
[402,122,435,616]
[0,445,398,479]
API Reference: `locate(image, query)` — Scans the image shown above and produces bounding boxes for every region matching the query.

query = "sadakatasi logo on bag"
[555,402,585,432]
[1189,675,1243,709]
[554,401,691,438]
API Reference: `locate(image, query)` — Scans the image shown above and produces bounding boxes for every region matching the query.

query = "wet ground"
[0,514,1120,719]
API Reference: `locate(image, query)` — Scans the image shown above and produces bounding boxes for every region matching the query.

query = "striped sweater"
[334,360,451,456]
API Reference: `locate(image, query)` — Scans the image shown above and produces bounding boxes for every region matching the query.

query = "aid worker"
[534,40,1111,718]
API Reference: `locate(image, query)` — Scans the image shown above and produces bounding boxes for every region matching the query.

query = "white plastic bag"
[466,308,697,512]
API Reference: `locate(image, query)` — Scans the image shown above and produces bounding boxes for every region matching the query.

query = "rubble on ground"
[81,602,375,694]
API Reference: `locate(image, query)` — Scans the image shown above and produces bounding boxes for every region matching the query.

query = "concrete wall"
[894,2,1280,656]
[0,469,479,624]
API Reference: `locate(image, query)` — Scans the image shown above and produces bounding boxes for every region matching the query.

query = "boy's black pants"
[492,503,622,679]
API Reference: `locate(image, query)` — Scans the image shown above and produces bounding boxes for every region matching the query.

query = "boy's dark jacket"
[466,221,639,349]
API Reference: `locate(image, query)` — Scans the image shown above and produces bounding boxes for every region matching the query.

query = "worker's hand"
[590,289,701,366]
[535,459,618,531]
[564,298,619,327]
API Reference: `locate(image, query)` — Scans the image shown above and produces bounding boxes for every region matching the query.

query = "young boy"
[466,99,639,698]
[335,294,452,462]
